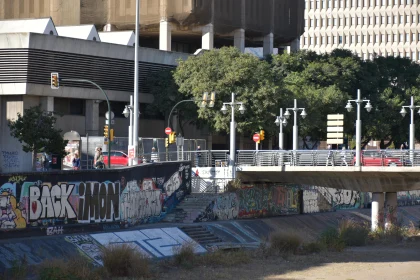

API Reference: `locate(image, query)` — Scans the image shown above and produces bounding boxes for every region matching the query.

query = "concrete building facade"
[300,0,420,61]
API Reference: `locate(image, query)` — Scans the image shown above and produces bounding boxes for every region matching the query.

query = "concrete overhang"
[237,166,420,192]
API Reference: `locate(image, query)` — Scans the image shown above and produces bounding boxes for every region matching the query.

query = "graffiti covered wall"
[0,162,191,235]
[194,185,299,222]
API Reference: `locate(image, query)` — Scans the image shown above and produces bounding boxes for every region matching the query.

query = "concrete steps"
[180,225,222,245]
[162,193,217,223]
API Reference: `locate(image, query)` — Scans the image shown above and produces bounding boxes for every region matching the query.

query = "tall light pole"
[284,99,307,150]
[221,93,245,179]
[274,108,288,150]
[132,0,140,165]
[123,95,140,166]
[345,89,372,167]
[400,96,420,152]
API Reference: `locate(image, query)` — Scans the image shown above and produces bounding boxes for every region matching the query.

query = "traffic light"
[104,125,109,138]
[169,132,176,144]
[260,130,265,141]
[165,138,169,147]
[110,128,114,141]
[51,72,59,89]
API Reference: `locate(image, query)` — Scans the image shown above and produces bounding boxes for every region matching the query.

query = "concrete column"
[234,29,245,53]
[371,192,384,231]
[202,24,214,50]
[85,100,99,136]
[287,38,300,54]
[159,20,172,51]
[263,33,274,56]
[40,96,54,112]
[385,192,398,228]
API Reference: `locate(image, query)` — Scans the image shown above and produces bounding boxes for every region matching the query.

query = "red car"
[102,151,129,166]
[352,150,403,166]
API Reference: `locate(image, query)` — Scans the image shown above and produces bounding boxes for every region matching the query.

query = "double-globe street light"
[345,89,373,167]
[284,99,307,151]
[400,96,420,153]
[221,93,245,179]
[274,108,288,150]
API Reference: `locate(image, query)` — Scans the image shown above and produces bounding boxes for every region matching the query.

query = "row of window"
[303,32,420,45]
[307,13,420,28]
[308,0,416,10]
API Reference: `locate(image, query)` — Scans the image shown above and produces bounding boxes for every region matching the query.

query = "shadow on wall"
[0,161,192,236]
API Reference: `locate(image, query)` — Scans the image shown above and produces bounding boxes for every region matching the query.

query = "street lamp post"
[400,96,420,153]
[345,89,372,167]
[132,0,140,165]
[123,95,139,166]
[284,99,307,150]
[221,93,245,179]
[274,108,288,150]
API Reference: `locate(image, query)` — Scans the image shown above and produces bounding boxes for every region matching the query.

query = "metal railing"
[69,149,420,169]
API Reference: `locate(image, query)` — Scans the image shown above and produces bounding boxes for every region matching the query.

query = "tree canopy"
[8,105,67,170]
[147,47,420,149]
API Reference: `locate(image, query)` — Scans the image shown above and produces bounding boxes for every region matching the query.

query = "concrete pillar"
[371,192,384,231]
[287,38,300,54]
[85,100,99,136]
[202,24,214,50]
[234,29,245,53]
[385,192,398,228]
[159,20,172,51]
[263,33,274,56]
[40,96,54,112]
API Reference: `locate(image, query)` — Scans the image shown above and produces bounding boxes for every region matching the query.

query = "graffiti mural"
[0,161,191,234]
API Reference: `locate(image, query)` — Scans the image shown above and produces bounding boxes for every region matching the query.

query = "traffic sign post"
[253,133,260,151]
[165,127,172,135]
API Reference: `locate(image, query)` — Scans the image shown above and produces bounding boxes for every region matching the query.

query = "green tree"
[8,105,67,171]
[145,68,200,136]
[360,56,420,148]
[272,50,363,148]
[173,47,280,137]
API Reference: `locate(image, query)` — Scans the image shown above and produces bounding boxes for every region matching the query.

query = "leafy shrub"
[172,241,197,268]
[37,256,101,280]
[269,231,302,254]
[200,249,251,266]
[301,242,324,254]
[338,219,369,246]
[101,243,150,278]
[319,227,346,252]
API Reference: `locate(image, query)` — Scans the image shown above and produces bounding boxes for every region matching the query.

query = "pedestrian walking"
[94,147,105,169]
[340,146,348,166]
[326,145,334,166]
[72,153,81,170]
[196,146,202,167]
[151,147,159,162]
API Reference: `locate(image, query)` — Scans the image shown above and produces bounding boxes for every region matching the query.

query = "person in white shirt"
[151,147,159,162]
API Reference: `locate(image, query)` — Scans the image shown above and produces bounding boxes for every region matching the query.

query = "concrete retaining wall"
[0,161,192,237]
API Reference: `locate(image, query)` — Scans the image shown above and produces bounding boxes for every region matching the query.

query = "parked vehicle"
[352,150,403,166]
[102,151,129,166]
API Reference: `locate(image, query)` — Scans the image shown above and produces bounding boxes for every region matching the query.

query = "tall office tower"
[300,0,420,61]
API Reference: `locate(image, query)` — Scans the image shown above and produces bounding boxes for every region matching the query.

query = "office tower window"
[387,34,391,42]
[357,35,361,43]
[406,0,411,5]
[339,35,343,43]
[316,0,320,8]
[369,34,373,43]
[406,15,410,24]
[303,37,306,45]
[351,17,355,25]
[334,0,339,7]
[310,37,313,45]
[400,15,404,24]
[322,36,325,44]
[334,18,338,26]
[394,15,398,24]
[375,34,379,43]
[328,0,332,8]
[340,17,344,26]
[363,35,367,43]
[400,34,404,42]
[412,33,416,42]
[394,34,397,42]
[406,33,410,42]
[347,0,352,7]
[387,16,391,24]
[315,19,319,27]
[381,0,386,5]
[327,36,331,44]
[333,36,337,44]
[370,0,374,6]
[310,1,313,9]
[412,52,416,61]
[341,0,345,7]
[310,19,314,27]
[329,18,333,26]
[363,17,368,25]
[375,16,379,25]
[381,16,385,24]
[351,35,355,43]
[358,17,362,25]
[381,34,385,42]
[413,14,416,23]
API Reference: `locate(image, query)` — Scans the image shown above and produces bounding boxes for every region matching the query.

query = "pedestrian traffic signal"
[260,130,265,141]
[169,132,176,144]
[104,125,109,138]
[165,138,169,147]
[51,72,59,89]
[110,128,114,141]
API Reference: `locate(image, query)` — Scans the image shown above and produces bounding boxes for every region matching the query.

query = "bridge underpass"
[237,166,420,231]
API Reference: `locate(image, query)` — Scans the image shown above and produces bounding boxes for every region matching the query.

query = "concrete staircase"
[179,225,223,245]
[163,193,218,223]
